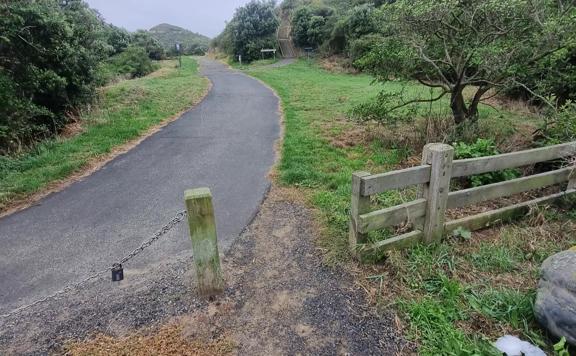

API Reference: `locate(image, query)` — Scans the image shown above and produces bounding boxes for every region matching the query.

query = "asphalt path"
[0,59,280,315]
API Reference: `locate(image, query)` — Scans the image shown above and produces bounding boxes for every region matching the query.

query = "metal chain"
[120,210,187,264]
[0,209,188,320]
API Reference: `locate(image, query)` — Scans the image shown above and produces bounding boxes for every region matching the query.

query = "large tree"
[223,0,279,62]
[356,0,576,124]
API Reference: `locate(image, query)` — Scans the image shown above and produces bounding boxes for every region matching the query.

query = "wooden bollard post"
[422,144,454,244]
[185,188,224,296]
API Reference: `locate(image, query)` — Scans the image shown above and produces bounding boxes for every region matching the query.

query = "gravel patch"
[0,186,406,355]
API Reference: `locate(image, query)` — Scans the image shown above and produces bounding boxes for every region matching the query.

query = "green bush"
[0,0,109,153]
[540,101,576,144]
[216,0,279,62]
[454,139,520,187]
[111,46,157,79]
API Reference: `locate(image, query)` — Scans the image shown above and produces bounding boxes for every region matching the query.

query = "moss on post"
[185,188,224,296]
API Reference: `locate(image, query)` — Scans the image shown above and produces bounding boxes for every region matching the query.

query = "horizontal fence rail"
[349,141,576,258]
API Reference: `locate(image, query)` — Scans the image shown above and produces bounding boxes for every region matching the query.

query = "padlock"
[111,263,124,282]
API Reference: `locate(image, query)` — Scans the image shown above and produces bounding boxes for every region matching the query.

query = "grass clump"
[0,57,208,211]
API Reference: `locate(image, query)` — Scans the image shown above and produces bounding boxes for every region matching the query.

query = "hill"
[149,23,210,55]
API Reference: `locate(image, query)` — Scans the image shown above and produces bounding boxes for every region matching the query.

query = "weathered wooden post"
[349,171,371,255]
[422,144,454,243]
[568,157,576,190]
[185,188,224,296]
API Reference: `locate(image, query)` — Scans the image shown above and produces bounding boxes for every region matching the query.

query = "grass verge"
[0,57,209,213]
[244,59,575,354]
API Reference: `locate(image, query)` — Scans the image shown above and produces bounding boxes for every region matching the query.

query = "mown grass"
[0,57,208,211]
[245,59,575,354]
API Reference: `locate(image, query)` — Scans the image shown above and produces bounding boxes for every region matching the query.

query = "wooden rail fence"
[349,142,576,257]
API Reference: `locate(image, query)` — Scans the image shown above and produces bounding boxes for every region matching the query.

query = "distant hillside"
[149,23,210,55]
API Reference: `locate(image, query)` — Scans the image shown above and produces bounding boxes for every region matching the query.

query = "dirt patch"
[66,323,236,356]
[319,56,358,74]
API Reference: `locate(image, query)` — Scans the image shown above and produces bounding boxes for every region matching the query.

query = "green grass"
[0,57,208,210]
[228,58,279,70]
[243,59,576,354]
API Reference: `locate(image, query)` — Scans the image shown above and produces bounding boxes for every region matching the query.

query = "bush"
[217,0,279,62]
[454,139,520,187]
[0,0,109,153]
[539,101,576,144]
[112,46,157,78]
[291,5,335,49]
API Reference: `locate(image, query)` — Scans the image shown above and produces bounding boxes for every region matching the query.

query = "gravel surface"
[0,187,406,355]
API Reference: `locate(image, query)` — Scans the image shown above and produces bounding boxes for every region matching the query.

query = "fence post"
[185,188,224,296]
[568,159,576,190]
[418,143,434,198]
[422,144,454,244]
[349,171,371,255]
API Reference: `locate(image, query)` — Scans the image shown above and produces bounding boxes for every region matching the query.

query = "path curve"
[0,59,280,315]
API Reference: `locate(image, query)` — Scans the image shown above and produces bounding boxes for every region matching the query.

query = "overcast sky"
[85,0,252,38]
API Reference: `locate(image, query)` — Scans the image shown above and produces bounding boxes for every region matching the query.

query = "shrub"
[112,46,157,78]
[454,139,520,187]
[218,0,279,62]
[0,0,109,153]
[539,101,576,144]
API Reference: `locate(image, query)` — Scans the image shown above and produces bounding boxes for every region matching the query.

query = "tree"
[291,5,335,48]
[217,0,279,62]
[0,0,109,152]
[131,30,165,60]
[356,0,576,124]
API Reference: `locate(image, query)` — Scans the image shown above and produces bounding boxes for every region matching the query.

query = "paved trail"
[0,59,280,315]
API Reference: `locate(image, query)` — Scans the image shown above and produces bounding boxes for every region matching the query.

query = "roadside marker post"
[184,188,224,296]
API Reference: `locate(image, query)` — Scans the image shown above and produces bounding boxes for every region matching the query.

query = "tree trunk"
[467,86,490,123]
[450,88,467,125]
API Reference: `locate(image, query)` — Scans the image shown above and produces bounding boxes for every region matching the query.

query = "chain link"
[0,209,188,320]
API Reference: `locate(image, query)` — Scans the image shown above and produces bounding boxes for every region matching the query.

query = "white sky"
[85,0,254,38]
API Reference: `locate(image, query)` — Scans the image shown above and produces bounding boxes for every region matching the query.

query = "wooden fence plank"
[358,199,427,233]
[358,230,424,255]
[361,165,431,196]
[447,167,573,209]
[445,189,576,234]
[452,142,576,178]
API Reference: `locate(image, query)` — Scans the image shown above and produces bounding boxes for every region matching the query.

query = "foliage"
[0,0,110,153]
[149,23,210,56]
[355,0,576,125]
[292,5,334,48]
[539,101,576,144]
[452,226,471,240]
[454,139,520,187]
[104,25,131,55]
[110,46,158,79]
[131,30,166,60]
[507,44,576,106]
[215,0,279,62]
[554,337,570,356]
